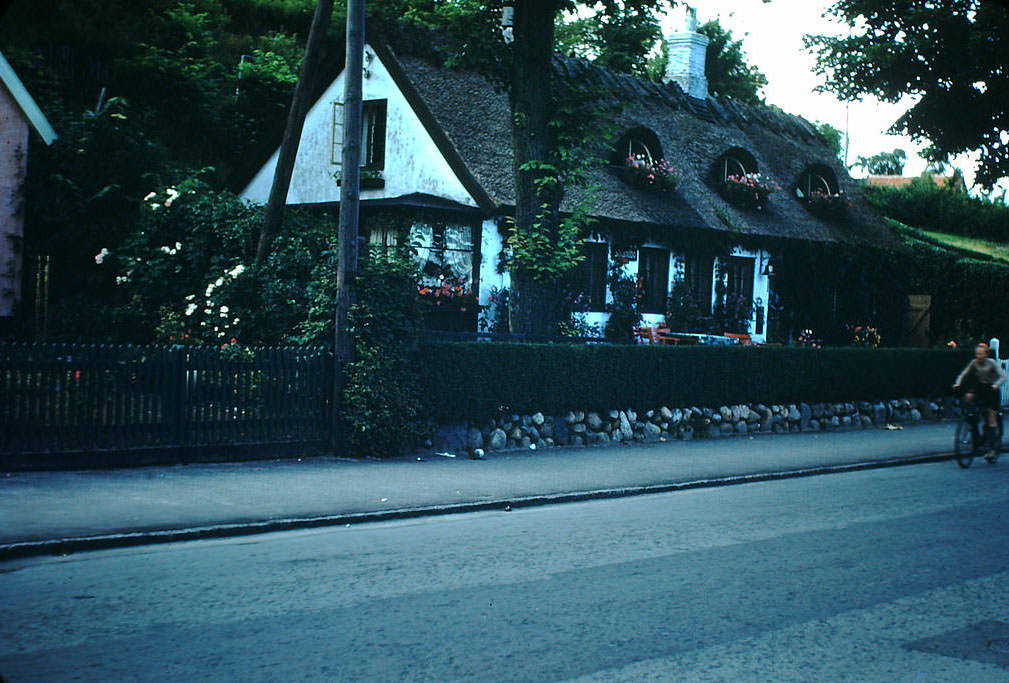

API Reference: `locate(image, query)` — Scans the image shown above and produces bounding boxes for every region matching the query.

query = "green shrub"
[342,247,426,457]
[416,342,970,421]
[895,221,1009,345]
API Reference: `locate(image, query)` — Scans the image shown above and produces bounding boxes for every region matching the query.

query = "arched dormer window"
[715,148,758,183]
[612,127,683,194]
[795,164,840,199]
[714,148,779,211]
[796,164,847,219]
[613,127,663,167]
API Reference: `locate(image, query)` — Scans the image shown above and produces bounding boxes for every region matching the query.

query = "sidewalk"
[0,423,958,560]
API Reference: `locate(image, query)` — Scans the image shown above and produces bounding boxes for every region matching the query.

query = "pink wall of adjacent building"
[0,82,29,319]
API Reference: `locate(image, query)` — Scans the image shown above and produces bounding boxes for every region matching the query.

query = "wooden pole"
[254,0,335,267]
[332,0,365,452]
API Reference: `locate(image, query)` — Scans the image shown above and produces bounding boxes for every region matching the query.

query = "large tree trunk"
[508,0,565,337]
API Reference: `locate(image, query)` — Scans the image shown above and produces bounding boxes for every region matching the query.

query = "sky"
[659,0,940,181]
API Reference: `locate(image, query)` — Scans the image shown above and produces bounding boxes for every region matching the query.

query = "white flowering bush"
[106,178,337,345]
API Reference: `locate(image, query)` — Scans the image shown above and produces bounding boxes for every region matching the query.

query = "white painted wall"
[477,218,508,306]
[241,45,477,208]
[476,218,510,332]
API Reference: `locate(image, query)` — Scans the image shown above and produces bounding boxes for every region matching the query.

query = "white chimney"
[664,6,709,99]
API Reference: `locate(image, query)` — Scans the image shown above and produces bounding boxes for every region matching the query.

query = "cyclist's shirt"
[956,357,1007,391]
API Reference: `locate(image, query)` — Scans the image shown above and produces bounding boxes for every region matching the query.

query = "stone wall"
[428,397,958,457]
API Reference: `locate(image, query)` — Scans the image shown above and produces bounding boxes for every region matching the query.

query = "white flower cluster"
[143,187,181,210]
[160,242,183,255]
[94,247,110,265]
[182,264,247,341]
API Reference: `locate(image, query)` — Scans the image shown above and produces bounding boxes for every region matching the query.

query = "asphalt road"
[2,460,1009,681]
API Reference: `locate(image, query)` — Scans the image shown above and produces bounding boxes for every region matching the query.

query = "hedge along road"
[415,343,968,422]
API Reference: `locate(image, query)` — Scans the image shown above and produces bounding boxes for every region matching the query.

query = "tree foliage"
[697,20,767,104]
[556,1,665,77]
[815,121,845,161]
[805,0,1009,189]
[853,148,907,175]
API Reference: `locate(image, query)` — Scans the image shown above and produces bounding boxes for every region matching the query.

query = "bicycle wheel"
[954,419,975,468]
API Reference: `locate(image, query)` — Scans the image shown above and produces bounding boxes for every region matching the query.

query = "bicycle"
[953,398,1004,468]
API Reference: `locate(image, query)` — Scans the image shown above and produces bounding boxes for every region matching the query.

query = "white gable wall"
[241,45,477,208]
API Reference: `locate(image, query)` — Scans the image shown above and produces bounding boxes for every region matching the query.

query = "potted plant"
[619,155,684,194]
[804,188,848,219]
[721,173,780,211]
[418,275,479,331]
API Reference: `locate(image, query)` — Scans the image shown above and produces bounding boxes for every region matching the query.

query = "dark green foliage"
[342,248,426,458]
[806,0,1009,189]
[416,342,969,421]
[602,261,641,342]
[771,242,909,347]
[697,20,767,104]
[815,121,844,161]
[864,177,1009,242]
[664,280,712,332]
[2,0,309,188]
[81,178,337,346]
[853,149,906,176]
[556,2,665,78]
[894,222,1009,345]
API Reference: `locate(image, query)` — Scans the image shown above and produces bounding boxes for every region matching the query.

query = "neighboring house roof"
[0,51,57,145]
[866,174,966,192]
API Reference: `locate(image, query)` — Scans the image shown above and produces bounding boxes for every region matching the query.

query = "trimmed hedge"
[417,342,971,421]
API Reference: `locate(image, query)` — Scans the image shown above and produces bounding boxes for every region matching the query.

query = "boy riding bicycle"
[953,342,1007,461]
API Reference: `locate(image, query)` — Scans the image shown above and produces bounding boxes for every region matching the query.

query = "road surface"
[2,460,1008,680]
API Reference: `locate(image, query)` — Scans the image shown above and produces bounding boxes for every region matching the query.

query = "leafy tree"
[696,20,767,104]
[640,18,767,104]
[556,1,664,77]
[805,0,1009,189]
[815,121,845,161]
[2,0,316,340]
[853,148,907,176]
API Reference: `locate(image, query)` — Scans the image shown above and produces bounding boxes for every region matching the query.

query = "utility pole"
[254,0,335,267]
[332,0,365,452]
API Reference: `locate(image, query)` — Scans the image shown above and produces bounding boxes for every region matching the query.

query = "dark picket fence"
[0,343,333,454]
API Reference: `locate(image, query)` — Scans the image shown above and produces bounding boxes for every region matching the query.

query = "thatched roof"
[369,22,901,251]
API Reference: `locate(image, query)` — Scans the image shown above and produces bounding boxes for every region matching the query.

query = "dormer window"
[626,137,655,165]
[613,127,663,166]
[612,127,682,194]
[714,148,778,211]
[715,148,758,183]
[796,164,846,219]
[796,165,839,198]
